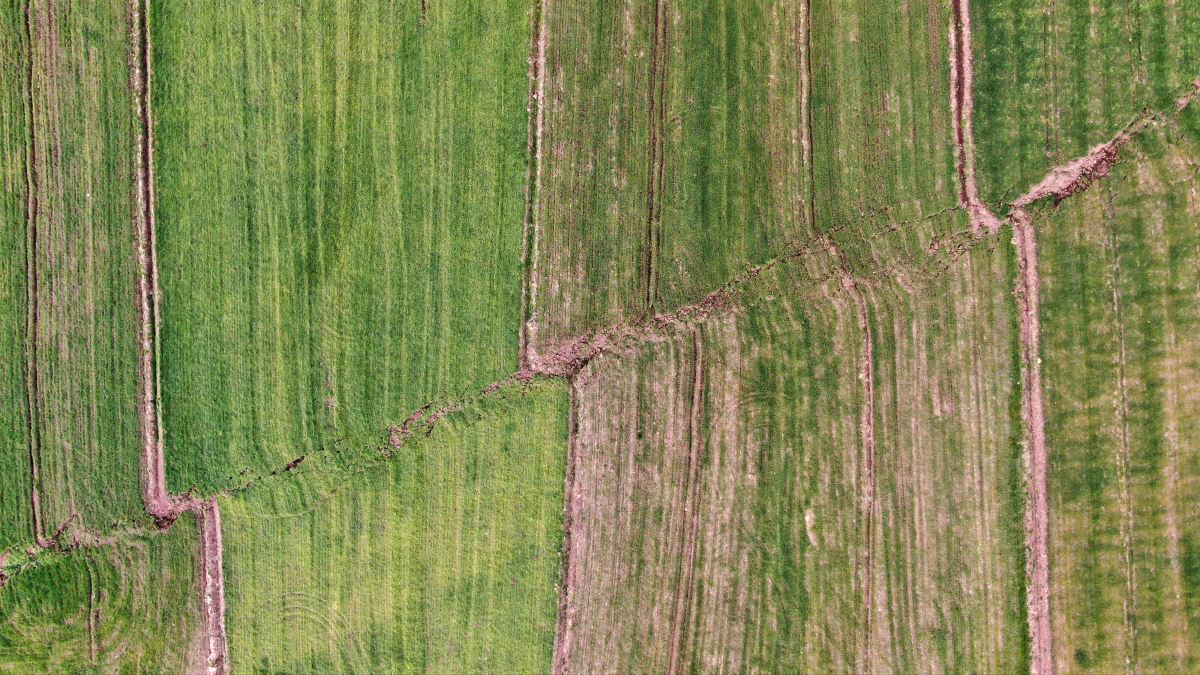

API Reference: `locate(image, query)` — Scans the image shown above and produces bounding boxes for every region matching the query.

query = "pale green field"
[1038,120,1200,671]
[220,382,567,673]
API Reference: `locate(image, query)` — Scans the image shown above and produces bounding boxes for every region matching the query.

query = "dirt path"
[1009,209,1052,675]
[128,0,177,526]
[194,498,229,674]
[519,0,548,372]
[948,0,1000,234]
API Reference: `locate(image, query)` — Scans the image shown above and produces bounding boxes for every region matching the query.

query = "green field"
[974,0,1200,207]
[152,0,531,494]
[0,517,202,672]
[0,0,33,550]
[0,0,152,546]
[3,0,1200,671]
[220,382,567,673]
[1038,120,1200,671]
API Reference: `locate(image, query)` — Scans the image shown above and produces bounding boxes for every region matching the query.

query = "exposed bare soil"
[948,0,1001,234]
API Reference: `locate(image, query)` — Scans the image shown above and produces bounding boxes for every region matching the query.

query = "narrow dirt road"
[1009,208,1053,675]
[948,0,1001,234]
[195,498,229,674]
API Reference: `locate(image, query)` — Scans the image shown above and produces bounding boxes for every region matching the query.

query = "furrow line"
[642,0,669,314]
[1104,202,1139,669]
[552,379,582,675]
[798,0,815,229]
[666,327,705,675]
[519,0,548,371]
[21,0,49,549]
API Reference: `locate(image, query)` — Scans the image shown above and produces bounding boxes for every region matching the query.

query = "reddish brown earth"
[194,498,229,674]
[948,0,1001,234]
[1009,208,1053,675]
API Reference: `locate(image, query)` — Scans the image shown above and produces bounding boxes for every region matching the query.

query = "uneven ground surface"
[2,0,1199,673]
[0,515,202,672]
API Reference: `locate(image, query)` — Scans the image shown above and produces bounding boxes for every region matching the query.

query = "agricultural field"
[0,516,203,672]
[557,220,1026,673]
[1,0,151,549]
[220,382,566,672]
[1037,119,1200,672]
[151,0,532,494]
[1,0,1199,673]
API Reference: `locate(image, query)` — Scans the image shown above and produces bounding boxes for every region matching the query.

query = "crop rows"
[1,0,1198,672]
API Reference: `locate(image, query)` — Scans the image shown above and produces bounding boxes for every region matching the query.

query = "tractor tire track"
[643,0,669,314]
[665,326,705,675]
[519,0,548,371]
[22,0,49,549]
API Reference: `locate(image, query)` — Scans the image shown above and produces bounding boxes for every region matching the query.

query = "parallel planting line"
[642,0,669,313]
[828,241,878,674]
[1103,207,1140,666]
[666,327,705,675]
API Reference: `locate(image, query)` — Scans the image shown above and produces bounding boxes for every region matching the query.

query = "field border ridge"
[21,0,49,550]
[519,0,548,372]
